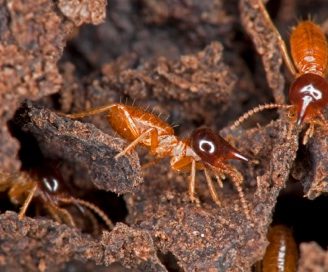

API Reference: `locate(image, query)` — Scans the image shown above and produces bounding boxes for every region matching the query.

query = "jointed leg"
[204,168,221,206]
[115,128,156,159]
[18,184,37,220]
[214,174,224,188]
[303,123,315,145]
[208,165,224,188]
[150,129,159,155]
[257,0,297,77]
[45,203,62,223]
[62,104,116,119]
[59,197,114,230]
[47,203,76,227]
[188,160,200,205]
[78,206,100,235]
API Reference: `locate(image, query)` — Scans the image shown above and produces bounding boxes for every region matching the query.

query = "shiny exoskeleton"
[0,165,113,232]
[255,225,298,272]
[231,1,328,144]
[64,103,251,219]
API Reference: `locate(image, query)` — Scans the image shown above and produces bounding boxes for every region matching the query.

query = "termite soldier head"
[190,128,249,166]
[289,73,328,125]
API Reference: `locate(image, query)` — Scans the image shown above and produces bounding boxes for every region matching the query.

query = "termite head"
[190,128,248,167]
[289,73,328,125]
[35,164,69,201]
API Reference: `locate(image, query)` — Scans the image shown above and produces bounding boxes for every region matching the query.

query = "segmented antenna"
[59,197,114,230]
[230,103,292,130]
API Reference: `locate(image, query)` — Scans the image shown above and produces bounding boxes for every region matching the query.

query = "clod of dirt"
[69,0,237,66]
[297,128,328,199]
[140,0,234,28]
[102,42,236,102]
[61,41,252,134]
[0,0,107,173]
[239,0,286,104]
[298,242,328,271]
[125,120,298,271]
[101,224,166,271]
[58,0,107,26]
[16,102,142,194]
[0,212,165,272]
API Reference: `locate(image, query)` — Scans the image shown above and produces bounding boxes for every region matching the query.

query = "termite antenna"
[59,197,114,230]
[229,103,292,130]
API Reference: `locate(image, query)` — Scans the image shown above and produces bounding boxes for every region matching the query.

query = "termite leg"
[303,123,315,145]
[302,114,328,144]
[215,174,224,188]
[150,129,159,155]
[18,184,37,220]
[45,203,62,223]
[207,165,224,188]
[256,0,298,77]
[57,206,76,227]
[59,197,114,230]
[171,157,200,204]
[62,104,116,119]
[82,206,100,235]
[115,128,157,159]
[189,160,200,205]
[204,168,222,206]
[46,203,76,227]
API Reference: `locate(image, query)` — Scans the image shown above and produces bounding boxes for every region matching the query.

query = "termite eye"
[40,176,60,194]
[289,73,328,124]
[37,164,65,195]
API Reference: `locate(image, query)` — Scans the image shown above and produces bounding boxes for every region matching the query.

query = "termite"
[255,225,298,272]
[0,164,114,232]
[63,103,252,220]
[231,0,328,144]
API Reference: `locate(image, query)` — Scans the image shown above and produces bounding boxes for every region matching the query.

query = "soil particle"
[17,102,142,194]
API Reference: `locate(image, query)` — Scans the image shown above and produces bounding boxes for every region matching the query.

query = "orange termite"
[255,225,298,272]
[0,164,114,232]
[231,0,328,144]
[63,103,252,219]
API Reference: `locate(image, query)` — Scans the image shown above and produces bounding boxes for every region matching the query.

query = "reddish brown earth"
[1,0,328,271]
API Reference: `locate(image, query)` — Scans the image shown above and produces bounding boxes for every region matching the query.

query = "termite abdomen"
[290,21,328,76]
[261,225,298,272]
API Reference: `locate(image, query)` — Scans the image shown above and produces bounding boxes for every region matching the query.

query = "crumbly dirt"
[298,242,328,272]
[16,102,142,194]
[0,0,105,172]
[0,212,165,272]
[1,0,328,271]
